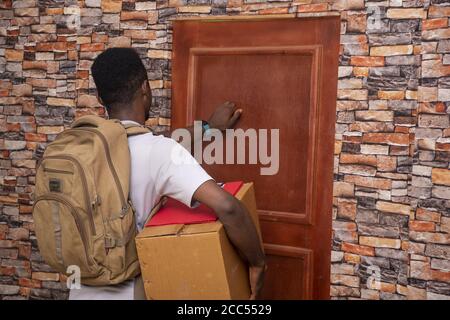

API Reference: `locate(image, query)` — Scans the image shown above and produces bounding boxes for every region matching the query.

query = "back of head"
[91,47,148,113]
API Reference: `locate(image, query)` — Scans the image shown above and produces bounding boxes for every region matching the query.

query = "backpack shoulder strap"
[122,121,152,137]
[72,116,151,137]
[71,115,106,129]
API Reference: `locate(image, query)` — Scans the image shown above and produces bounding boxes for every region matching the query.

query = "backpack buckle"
[104,236,115,248]
[119,204,129,218]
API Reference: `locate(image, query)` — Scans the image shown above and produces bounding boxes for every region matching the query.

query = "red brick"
[36,42,68,52]
[27,78,57,88]
[422,18,448,30]
[436,142,450,151]
[0,80,12,90]
[379,282,396,293]
[370,45,413,57]
[8,227,29,240]
[378,90,405,100]
[19,287,31,297]
[362,133,410,146]
[416,208,441,222]
[259,7,289,14]
[19,205,32,214]
[340,153,377,166]
[14,8,39,17]
[0,195,18,204]
[431,269,450,282]
[37,126,64,135]
[432,168,450,186]
[297,3,328,12]
[123,30,156,40]
[410,231,450,245]
[68,50,77,60]
[120,11,149,21]
[5,49,23,61]
[360,236,401,249]
[410,221,435,232]
[1,266,15,276]
[337,199,357,220]
[178,5,211,13]
[341,242,375,256]
[7,29,19,37]
[350,56,384,67]
[7,123,21,132]
[92,33,108,43]
[101,0,122,13]
[23,60,47,71]
[386,8,426,19]
[422,60,450,78]
[344,253,361,264]
[80,43,105,52]
[18,278,41,289]
[18,242,31,259]
[48,5,65,14]
[428,5,450,18]
[0,0,12,9]
[377,156,397,172]
[24,133,47,142]
[31,272,60,281]
[77,70,89,79]
[344,175,391,190]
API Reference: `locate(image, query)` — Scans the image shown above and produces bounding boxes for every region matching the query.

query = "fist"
[207,101,242,131]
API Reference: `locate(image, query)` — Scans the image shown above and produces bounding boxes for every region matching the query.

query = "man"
[69,48,266,300]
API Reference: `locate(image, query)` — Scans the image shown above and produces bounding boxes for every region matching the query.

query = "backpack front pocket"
[38,155,96,236]
[33,194,98,277]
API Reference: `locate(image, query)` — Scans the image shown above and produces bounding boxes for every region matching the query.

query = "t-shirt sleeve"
[154,137,213,207]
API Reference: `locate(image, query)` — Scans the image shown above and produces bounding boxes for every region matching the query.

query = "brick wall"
[0,0,449,300]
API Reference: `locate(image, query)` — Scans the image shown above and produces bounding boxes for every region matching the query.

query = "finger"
[225,101,236,110]
[228,109,242,126]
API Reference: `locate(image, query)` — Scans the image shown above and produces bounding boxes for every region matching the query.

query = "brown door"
[172,16,340,300]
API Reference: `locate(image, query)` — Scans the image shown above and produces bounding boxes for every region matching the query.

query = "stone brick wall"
[0,0,449,300]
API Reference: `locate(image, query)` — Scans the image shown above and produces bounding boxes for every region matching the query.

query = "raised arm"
[193,180,266,299]
[160,101,242,142]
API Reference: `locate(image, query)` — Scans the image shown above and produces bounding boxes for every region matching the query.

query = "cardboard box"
[136,182,262,300]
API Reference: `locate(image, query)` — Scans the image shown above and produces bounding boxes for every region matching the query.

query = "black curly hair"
[91,47,148,113]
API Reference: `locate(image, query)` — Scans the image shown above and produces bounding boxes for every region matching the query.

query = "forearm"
[218,200,266,267]
[156,100,240,145]
[192,180,265,267]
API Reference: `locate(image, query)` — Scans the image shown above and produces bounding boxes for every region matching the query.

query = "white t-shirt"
[69,120,212,300]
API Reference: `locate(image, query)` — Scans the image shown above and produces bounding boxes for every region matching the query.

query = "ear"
[141,80,150,96]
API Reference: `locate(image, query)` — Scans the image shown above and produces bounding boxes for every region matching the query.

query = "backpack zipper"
[41,155,96,235]
[43,167,73,175]
[33,194,94,266]
[71,128,128,216]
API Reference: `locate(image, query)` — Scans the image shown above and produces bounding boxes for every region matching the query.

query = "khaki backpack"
[32,115,150,286]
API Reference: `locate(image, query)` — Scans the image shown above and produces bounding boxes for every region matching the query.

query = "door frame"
[171,16,340,299]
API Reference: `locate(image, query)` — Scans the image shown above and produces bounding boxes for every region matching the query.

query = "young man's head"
[91,47,151,123]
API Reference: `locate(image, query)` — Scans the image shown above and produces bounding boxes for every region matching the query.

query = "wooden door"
[172,16,340,300]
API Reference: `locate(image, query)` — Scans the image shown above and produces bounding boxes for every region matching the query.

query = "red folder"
[145,181,244,227]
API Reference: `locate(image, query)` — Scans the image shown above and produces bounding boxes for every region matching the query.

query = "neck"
[107,103,145,125]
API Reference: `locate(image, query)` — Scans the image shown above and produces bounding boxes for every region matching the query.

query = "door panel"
[172,16,340,299]
[191,49,313,216]
[261,244,313,300]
